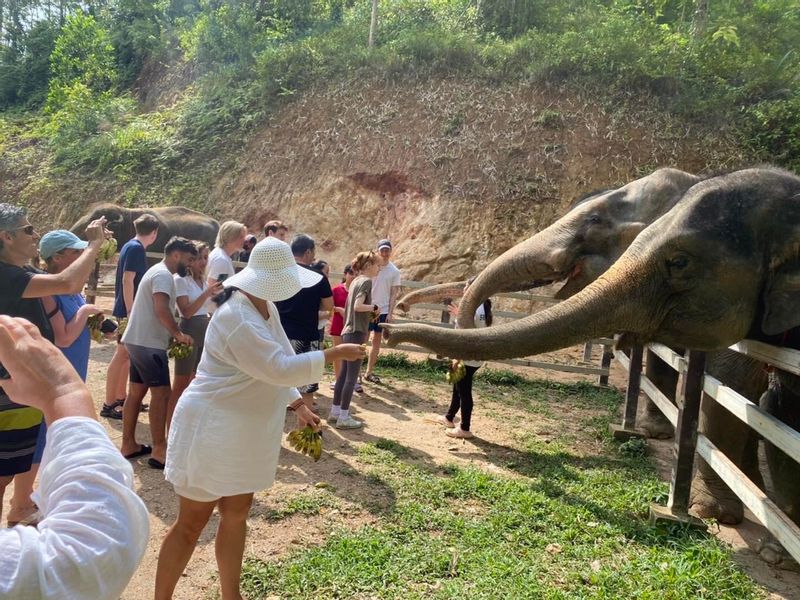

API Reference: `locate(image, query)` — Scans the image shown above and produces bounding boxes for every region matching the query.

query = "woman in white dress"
[155,238,365,600]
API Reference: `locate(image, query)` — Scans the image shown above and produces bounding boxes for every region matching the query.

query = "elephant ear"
[762,257,800,335]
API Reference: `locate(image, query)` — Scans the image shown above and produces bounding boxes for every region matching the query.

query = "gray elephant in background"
[70,204,219,253]
[386,167,800,565]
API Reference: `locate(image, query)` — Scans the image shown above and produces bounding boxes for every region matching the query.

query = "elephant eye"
[666,255,689,271]
[587,214,602,225]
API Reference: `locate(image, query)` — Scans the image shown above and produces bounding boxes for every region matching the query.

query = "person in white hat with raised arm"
[155,237,366,600]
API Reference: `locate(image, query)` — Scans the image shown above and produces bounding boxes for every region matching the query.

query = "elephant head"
[70,204,133,244]
[455,168,701,327]
[385,168,800,359]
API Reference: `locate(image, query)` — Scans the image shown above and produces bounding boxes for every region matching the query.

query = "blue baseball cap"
[39,230,89,259]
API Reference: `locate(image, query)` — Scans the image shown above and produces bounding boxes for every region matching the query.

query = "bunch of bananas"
[116,317,128,337]
[287,425,323,461]
[446,360,467,384]
[87,314,105,343]
[167,339,193,359]
[96,238,118,263]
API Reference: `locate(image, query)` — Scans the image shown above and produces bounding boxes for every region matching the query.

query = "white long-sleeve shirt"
[0,417,149,600]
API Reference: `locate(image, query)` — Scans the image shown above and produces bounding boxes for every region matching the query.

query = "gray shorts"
[126,343,170,388]
[174,316,209,376]
[289,338,322,394]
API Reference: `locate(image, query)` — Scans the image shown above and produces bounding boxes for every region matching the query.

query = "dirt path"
[4,341,799,599]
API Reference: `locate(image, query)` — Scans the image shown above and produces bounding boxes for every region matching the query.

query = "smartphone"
[217,273,228,283]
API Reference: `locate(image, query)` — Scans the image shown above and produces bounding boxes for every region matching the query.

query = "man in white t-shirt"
[364,239,402,384]
[120,237,196,468]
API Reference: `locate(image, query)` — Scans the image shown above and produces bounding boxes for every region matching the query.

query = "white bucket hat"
[223,237,321,302]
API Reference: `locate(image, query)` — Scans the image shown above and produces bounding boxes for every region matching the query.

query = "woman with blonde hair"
[207,221,247,294]
[328,251,381,429]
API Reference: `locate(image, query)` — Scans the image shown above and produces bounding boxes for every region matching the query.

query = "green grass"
[241,369,764,599]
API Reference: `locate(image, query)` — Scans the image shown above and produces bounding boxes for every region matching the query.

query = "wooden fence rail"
[613,341,800,564]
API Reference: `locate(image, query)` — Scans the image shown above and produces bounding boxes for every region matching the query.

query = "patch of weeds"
[264,491,339,520]
[374,438,411,458]
[534,108,563,128]
[477,367,525,386]
[618,437,648,457]
[443,111,465,136]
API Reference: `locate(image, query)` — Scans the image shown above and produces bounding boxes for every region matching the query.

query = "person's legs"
[332,335,343,381]
[104,343,129,413]
[8,465,39,525]
[0,475,13,521]
[149,386,171,464]
[216,493,254,600]
[445,384,461,424]
[365,328,382,378]
[154,494,217,600]
[455,366,478,431]
[121,382,149,456]
[167,374,192,434]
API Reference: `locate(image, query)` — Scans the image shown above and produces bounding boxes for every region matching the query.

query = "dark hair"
[133,214,160,236]
[264,220,287,236]
[290,234,315,257]
[212,286,238,307]
[341,264,354,282]
[164,236,197,255]
[309,260,328,274]
[466,276,492,327]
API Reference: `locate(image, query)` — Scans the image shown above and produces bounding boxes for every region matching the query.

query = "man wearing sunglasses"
[0,202,109,525]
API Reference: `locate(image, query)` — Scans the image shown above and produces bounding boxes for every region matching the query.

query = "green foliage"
[742,96,800,169]
[47,13,118,112]
[2,0,800,192]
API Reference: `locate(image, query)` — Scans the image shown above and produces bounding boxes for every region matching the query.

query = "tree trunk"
[691,0,708,38]
[368,0,378,48]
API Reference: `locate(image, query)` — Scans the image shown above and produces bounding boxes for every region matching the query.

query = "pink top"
[329,284,348,336]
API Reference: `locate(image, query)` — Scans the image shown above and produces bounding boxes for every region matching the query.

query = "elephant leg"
[637,350,676,439]
[689,352,766,525]
[757,372,800,569]
[689,392,757,524]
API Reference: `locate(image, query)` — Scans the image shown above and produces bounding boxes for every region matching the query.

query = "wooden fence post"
[650,349,707,528]
[85,261,100,304]
[610,345,644,440]
[435,299,452,361]
[597,344,613,386]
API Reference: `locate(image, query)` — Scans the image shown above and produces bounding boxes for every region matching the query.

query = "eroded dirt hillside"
[206,77,744,279]
[12,75,748,281]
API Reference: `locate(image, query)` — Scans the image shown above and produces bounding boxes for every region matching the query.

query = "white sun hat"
[223,237,322,302]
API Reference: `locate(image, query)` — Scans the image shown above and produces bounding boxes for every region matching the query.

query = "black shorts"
[289,338,322,394]
[368,313,389,332]
[126,343,171,387]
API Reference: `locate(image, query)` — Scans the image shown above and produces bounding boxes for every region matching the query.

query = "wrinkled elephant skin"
[70,204,220,253]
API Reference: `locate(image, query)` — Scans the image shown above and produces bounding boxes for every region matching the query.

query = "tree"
[46,11,117,110]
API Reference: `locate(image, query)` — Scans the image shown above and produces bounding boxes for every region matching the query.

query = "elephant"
[386,167,800,565]
[69,204,220,254]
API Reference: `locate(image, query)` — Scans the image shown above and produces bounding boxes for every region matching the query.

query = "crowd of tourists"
[0,202,490,599]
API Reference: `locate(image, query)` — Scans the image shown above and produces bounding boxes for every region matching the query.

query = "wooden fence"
[613,341,800,564]
[86,253,613,382]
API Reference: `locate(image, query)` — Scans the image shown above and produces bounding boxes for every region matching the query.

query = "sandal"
[364,373,382,384]
[123,444,152,460]
[100,399,124,420]
[7,504,41,528]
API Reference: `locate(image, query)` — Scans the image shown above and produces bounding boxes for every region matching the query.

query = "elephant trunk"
[459,227,570,327]
[396,281,467,314]
[386,260,649,361]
